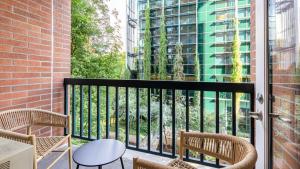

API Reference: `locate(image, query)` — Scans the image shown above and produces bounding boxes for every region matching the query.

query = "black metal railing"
[64,78,255,167]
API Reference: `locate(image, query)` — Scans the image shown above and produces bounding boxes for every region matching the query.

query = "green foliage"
[124,68,131,80]
[158,3,168,80]
[143,0,152,80]
[194,52,200,105]
[71,0,124,79]
[71,0,97,77]
[71,0,127,143]
[231,18,242,132]
[70,0,251,150]
[173,43,184,81]
[231,20,242,83]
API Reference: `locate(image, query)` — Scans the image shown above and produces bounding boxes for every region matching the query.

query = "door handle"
[250,111,263,120]
[269,113,280,118]
[269,113,292,123]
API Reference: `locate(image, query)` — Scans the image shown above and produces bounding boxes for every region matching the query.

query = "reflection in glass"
[268,0,300,168]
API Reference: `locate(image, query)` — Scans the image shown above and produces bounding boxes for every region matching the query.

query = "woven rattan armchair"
[133,131,257,169]
[0,109,72,169]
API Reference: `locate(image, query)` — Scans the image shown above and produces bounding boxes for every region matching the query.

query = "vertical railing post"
[171,89,176,157]
[185,90,189,159]
[71,85,76,136]
[232,92,237,136]
[216,92,220,166]
[216,92,220,133]
[125,87,129,147]
[147,88,151,151]
[106,86,110,139]
[200,90,204,162]
[250,91,255,145]
[159,89,163,154]
[88,85,92,139]
[115,87,119,140]
[136,88,140,149]
[79,85,83,138]
[97,86,101,140]
[64,82,68,135]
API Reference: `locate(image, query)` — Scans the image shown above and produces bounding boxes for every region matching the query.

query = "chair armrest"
[133,158,175,169]
[0,129,35,145]
[31,109,69,128]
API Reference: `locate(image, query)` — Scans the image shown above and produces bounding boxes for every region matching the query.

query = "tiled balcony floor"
[39,146,213,169]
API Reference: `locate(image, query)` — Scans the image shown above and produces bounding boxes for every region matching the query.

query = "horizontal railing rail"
[64,78,254,93]
[64,78,255,168]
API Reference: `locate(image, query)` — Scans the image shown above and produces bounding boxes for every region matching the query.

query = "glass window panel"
[181,0,196,4]
[166,26,178,34]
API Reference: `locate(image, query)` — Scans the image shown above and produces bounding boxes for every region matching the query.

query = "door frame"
[255,0,269,168]
[265,0,272,168]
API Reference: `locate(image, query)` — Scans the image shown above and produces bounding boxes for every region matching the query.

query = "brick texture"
[268,1,300,168]
[0,0,71,136]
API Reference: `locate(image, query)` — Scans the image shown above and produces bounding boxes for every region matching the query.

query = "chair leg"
[32,149,37,169]
[33,159,37,169]
[68,136,72,169]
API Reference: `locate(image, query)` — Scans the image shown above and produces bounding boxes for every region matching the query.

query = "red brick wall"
[53,0,71,113]
[0,0,71,136]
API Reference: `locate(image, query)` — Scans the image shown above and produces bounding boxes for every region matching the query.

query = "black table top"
[73,139,126,167]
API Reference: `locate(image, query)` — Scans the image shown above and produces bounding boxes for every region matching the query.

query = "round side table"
[73,139,126,169]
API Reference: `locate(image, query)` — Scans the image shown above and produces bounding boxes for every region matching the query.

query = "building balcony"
[212,5,251,14]
[0,77,256,169]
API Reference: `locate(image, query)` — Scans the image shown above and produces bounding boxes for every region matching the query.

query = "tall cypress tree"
[231,0,242,84]
[231,0,242,132]
[231,19,242,83]
[194,52,200,105]
[143,0,151,80]
[158,1,168,80]
[173,42,184,81]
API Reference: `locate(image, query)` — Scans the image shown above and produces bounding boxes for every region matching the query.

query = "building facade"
[134,0,253,136]
[198,0,251,83]
[127,0,138,77]
[136,0,251,83]
[138,0,197,80]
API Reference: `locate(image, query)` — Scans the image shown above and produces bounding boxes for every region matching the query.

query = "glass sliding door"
[268,0,300,168]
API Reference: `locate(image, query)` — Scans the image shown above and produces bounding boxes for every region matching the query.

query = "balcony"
[64,79,255,167]
[0,0,299,169]
[33,78,255,169]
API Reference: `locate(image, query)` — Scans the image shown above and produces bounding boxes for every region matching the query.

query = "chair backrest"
[0,109,67,131]
[133,158,174,169]
[0,109,32,131]
[179,131,257,169]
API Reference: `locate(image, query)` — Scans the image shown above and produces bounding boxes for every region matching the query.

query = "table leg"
[99,166,102,169]
[120,157,124,169]
[76,164,79,169]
